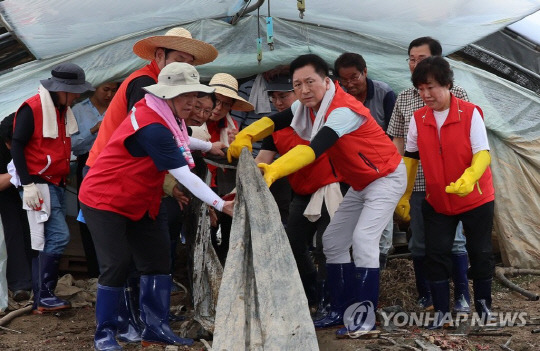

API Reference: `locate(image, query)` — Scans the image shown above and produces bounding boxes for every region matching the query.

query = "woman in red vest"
[79,63,233,350]
[228,54,406,337]
[397,56,495,328]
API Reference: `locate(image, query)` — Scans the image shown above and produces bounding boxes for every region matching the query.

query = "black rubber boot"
[35,252,71,313]
[451,253,471,314]
[473,278,493,325]
[426,279,450,330]
[412,256,433,310]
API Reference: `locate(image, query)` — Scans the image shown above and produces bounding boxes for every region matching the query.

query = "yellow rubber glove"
[227,117,275,162]
[257,145,316,187]
[395,157,419,222]
[446,150,491,197]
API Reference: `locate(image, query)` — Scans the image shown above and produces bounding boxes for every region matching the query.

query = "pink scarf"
[145,93,194,169]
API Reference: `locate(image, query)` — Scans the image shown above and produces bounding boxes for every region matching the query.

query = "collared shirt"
[71,98,105,156]
[387,85,468,191]
[362,78,396,131]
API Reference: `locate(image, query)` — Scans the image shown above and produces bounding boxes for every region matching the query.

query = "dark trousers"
[0,195,33,291]
[76,155,99,277]
[286,193,331,280]
[161,196,183,274]
[423,200,495,281]
[269,177,292,225]
[80,203,171,287]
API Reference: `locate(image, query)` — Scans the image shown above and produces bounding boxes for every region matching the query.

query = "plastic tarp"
[2,0,539,59]
[508,10,540,45]
[0,1,538,268]
[213,149,318,350]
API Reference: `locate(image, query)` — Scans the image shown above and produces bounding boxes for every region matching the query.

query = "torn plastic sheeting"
[191,170,224,333]
[213,148,318,350]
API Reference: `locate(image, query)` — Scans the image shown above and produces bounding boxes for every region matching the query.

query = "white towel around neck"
[290,79,335,141]
[248,73,272,114]
[39,84,78,138]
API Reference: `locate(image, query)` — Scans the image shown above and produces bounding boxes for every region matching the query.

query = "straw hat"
[133,27,218,66]
[208,73,254,111]
[40,63,94,94]
[143,62,214,99]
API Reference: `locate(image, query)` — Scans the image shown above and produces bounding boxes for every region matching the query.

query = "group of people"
[0,26,496,348]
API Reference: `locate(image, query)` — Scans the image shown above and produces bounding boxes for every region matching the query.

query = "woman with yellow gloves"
[228,54,406,337]
[397,56,495,328]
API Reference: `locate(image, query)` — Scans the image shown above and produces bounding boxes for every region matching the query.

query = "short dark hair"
[289,54,329,79]
[334,53,366,76]
[0,113,15,143]
[197,92,216,108]
[408,37,442,56]
[411,56,453,90]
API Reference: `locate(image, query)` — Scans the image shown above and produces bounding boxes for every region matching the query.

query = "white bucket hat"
[143,62,214,99]
[209,73,254,111]
[133,27,218,66]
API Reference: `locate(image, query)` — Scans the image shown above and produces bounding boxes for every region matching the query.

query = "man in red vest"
[86,27,218,169]
[255,74,345,316]
[228,54,406,337]
[11,63,93,314]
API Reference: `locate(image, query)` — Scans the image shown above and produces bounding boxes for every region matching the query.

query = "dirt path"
[1,260,538,350]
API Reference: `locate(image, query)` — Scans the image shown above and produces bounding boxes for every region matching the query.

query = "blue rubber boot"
[95,285,123,351]
[139,275,194,347]
[451,253,471,314]
[426,279,451,330]
[117,277,142,343]
[412,257,434,310]
[313,263,355,329]
[36,252,71,313]
[336,267,380,338]
[473,278,494,325]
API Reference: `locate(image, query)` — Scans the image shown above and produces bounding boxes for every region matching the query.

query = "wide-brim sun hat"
[133,27,218,66]
[40,62,94,94]
[143,62,214,99]
[266,74,293,92]
[209,73,254,112]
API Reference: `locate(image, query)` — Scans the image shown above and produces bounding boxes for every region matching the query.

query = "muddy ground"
[1,258,539,351]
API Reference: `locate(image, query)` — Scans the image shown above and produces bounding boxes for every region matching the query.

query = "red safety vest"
[79,98,168,220]
[323,84,402,190]
[273,127,339,195]
[14,94,71,185]
[87,60,160,167]
[414,95,494,215]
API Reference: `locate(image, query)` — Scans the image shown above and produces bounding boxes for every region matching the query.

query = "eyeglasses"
[338,74,362,85]
[193,105,212,117]
[269,91,294,103]
[215,99,232,110]
[406,56,428,65]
